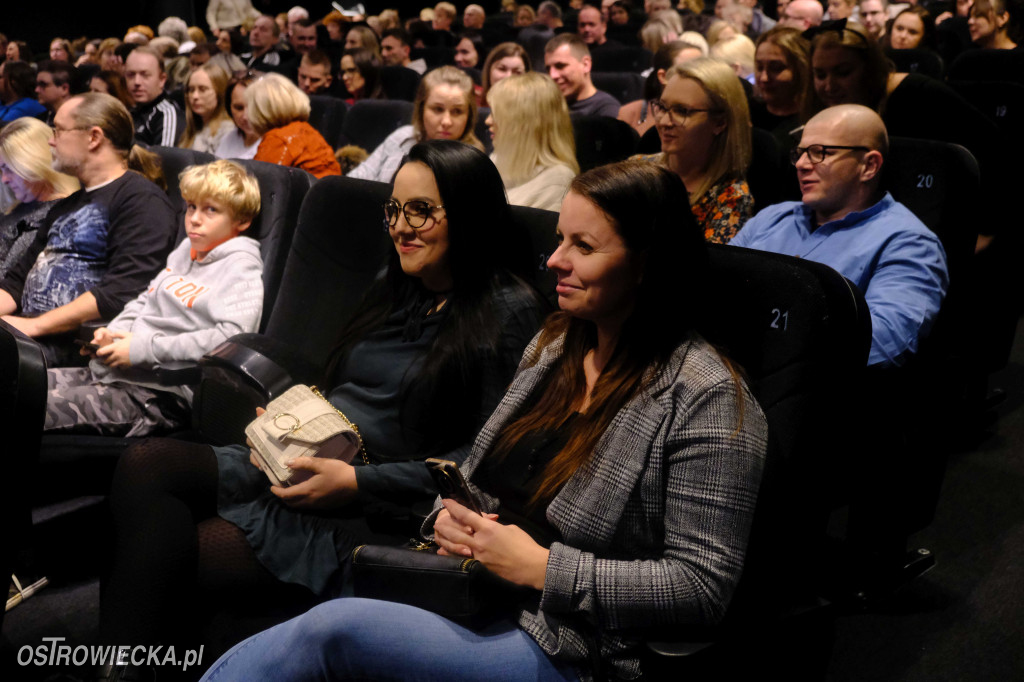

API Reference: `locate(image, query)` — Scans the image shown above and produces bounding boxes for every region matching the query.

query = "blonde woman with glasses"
[633,57,753,244]
[485,73,579,211]
[0,118,79,277]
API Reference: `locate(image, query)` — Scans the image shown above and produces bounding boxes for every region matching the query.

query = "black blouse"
[476,412,580,547]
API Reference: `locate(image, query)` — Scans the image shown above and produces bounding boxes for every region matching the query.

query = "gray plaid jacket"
[427,332,769,680]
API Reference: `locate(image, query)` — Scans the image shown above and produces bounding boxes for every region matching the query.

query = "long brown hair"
[803,22,891,120]
[755,27,811,115]
[180,63,233,148]
[491,161,729,505]
[480,42,531,104]
[411,66,483,150]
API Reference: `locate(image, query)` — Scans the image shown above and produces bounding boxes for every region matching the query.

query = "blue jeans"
[199,598,580,681]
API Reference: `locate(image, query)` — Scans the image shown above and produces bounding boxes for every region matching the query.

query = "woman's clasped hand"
[434,500,548,590]
[270,457,361,509]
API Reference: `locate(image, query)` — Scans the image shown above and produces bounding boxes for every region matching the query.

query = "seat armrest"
[643,599,834,676]
[78,320,108,341]
[646,639,716,657]
[644,592,832,658]
[0,319,48,421]
[194,334,316,446]
[200,334,297,401]
[645,626,719,658]
[0,319,48,589]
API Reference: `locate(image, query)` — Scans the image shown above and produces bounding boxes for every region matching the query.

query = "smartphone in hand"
[425,458,483,515]
[74,339,100,353]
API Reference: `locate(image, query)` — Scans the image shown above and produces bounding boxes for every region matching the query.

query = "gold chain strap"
[310,386,369,465]
[410,541,476,570]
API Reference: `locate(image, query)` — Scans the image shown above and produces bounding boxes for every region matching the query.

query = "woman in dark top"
[804,20,988,137]
[199,160,769,682]
[969,0,1018,49]
[887,6,938,51]
[0,118,79,278]
[454,32,484,68]
[100,140,548,673]
[339,47,385,104]
[751,27,810,149]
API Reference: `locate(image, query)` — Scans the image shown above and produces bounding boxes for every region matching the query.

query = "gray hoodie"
[90,235,264,398]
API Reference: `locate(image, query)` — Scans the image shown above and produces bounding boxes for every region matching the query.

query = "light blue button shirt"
[731,192,949,367]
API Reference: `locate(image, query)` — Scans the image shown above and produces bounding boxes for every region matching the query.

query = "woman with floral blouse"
[633,57,753,243]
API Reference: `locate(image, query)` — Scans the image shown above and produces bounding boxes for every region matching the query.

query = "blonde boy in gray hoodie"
[44,160,264,436]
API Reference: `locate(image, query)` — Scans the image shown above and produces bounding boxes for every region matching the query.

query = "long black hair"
[325,140,540,446]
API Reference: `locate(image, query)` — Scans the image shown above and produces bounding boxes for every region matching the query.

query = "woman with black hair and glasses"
[633,57,754,244]
[98,140,548,678]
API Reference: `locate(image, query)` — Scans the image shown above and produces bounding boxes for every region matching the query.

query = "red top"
[254,120,341,179]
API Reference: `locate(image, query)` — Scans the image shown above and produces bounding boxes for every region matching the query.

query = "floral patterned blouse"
[631,153,754,243]
[691,176,754,244]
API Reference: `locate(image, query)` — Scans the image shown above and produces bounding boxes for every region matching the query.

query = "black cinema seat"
[591,71,645,104]
[885,48,944,79]
[645,244,871,678]
[340,100,415,154]
[571,116,639,172]
[308,95,349,150]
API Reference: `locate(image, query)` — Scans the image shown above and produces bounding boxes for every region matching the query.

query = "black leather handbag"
[351,542,523,620]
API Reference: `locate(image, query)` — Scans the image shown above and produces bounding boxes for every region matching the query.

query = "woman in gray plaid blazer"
[199,161,769,681]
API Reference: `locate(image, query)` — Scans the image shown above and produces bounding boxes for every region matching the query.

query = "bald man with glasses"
[731,105,948,368]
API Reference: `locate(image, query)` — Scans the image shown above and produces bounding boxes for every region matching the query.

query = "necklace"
[427,294,448,316]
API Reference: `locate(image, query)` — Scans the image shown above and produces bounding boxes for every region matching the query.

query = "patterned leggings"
[44,367,190,437]
[103,439,317,656]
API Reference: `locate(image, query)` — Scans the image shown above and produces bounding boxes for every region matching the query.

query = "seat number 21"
[771,308,789,330]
